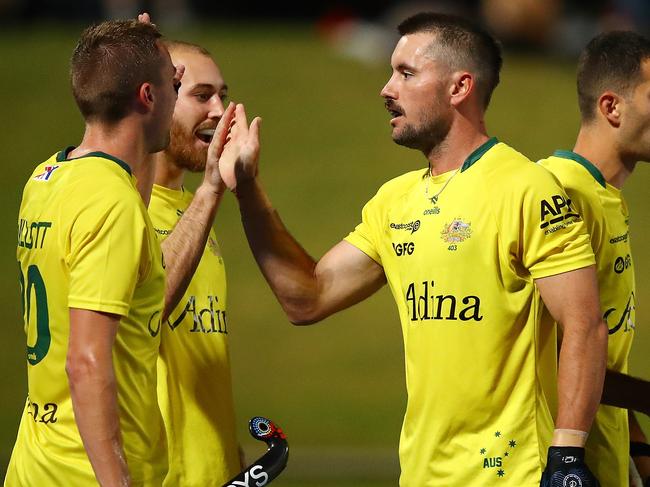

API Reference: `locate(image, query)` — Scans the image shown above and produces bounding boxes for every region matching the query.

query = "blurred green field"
[1,22,649,485]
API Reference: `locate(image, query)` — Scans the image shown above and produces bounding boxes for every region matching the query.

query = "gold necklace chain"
[425,166,461,204]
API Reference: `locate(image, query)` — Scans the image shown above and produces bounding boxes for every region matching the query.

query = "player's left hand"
[201,102,236,194]
[217,103,261,192]
[540,447,600,487]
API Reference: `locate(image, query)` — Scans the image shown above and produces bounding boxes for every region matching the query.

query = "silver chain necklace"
[425,166,461,205]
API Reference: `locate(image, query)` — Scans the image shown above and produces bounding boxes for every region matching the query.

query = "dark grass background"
[0,23,648,485]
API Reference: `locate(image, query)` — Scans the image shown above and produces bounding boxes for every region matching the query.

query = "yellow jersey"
[149,184,239,486]
[6,148,167,487]
[540,150,635,487]
[345,138,596,486]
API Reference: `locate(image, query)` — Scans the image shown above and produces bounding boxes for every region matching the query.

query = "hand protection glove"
[540,446,600,487]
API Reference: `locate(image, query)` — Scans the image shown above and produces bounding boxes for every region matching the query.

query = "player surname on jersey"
[18,219,52,250]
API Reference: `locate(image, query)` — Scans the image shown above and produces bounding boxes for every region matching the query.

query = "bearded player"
[148,40,240,486]
[216,12,608,486]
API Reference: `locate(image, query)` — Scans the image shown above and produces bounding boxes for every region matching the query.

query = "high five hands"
[211,103,262,192]
[137,10,260,196]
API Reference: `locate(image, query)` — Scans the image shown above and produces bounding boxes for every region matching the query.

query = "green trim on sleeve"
[461,137,499,172]
[553,150,606,188]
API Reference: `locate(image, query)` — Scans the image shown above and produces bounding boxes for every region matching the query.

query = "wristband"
[552,428,589,447]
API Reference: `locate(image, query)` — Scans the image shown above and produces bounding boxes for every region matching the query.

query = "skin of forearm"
[554,318,608,443]
[602,370,650,416]
[67,351,129,486]
[160,184,222,322]
[236,178,322,324]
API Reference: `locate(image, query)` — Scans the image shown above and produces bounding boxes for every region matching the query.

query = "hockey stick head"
[250,416,287,444]
[222,416,289,487]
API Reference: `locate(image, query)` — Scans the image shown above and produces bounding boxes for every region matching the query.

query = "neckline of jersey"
[56,146,132,176]
[553,150,606,188]
[460,137,499,172]
[152,183,186,199]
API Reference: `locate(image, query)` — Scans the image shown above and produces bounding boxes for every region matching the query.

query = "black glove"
[540,446,600,487]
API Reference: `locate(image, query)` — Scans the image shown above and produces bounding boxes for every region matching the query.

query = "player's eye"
[220,93,229,103]
[402,71,413,80]
[195,93,211,102]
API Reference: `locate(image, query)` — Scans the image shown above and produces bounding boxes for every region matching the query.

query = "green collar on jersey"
[460,137,499,172]
[553,150,606,188]
[56,146,132,176]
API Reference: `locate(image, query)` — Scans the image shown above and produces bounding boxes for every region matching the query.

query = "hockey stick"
[630,442,650,487]
[631,442,650,457]
[222,416,289,487]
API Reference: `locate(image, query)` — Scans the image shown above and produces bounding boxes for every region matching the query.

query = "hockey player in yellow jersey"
[540,31,650,487]
[214,12,608,487]
[148,40,241,486]
[5,17,237,487]
[6,19,182,487]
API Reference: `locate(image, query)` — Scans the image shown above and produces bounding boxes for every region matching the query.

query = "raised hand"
[218,103,262,191]
[202,102,236,194]
[137,12,153,25]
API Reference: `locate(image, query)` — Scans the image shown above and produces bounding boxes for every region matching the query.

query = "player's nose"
[207,97,225,120]
[380,78,397,100]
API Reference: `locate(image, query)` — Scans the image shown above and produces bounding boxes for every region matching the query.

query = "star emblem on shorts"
[480,448,486,455]
[509,440,516,448]
[497,468,505,477]
[494,431,501,437]
[504,451,509,457]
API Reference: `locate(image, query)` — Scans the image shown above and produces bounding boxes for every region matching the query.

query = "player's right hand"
[540,447,600,487]
[137,12,152,24]
[218,103,261,192]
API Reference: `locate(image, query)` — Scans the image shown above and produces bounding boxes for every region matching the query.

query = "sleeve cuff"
[344,235,382,266]
[68,297,130,317]
[529,255,596,280]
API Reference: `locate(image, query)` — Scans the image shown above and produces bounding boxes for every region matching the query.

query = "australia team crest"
[441,218,472,250]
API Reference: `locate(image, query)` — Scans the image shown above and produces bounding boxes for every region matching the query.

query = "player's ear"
[136,83,155,113]
[449,72,473,107]
[597,92,622,128]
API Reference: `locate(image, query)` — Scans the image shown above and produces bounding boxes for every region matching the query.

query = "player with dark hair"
[540,30,650,487]
[217,12,607,486]
[148,39,242,486]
